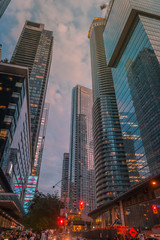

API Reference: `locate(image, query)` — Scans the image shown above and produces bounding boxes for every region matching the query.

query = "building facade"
[0,0,11,18]
[61,153,69,200]
[88,0,160,230]
[23,103,49,213]
[0,63,31,226]
[11,21,53,165]
[69,85,96,214]
[89,18,130,207]
[61,153,69,213]
[103,0,160,179]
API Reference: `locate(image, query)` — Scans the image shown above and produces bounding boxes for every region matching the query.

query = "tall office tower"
[23,103,49,213]
[11,21,53,165]
[103,0,160,177]
[0,63,31,225]
[0,0,11,18]
[69,85,96,214]
[61,153,69,212]
[88,18,130,207]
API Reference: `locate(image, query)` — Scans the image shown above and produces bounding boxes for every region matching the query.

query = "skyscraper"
[61,153,69,213]
[0,0,11,18]
[23,103,49,213]
[32,103,49,177]
[69,85,96,214]
[89,18,130,207]
[61,153,69,199]
[11,21,53,165]
[103,0,160,178]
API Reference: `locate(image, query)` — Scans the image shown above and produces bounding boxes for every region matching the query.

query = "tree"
[23,191,64,231]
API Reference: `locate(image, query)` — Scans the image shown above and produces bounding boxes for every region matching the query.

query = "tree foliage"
[23,191,64,231]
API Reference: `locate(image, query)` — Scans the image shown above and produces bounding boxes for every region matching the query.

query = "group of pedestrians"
[0,231,49,240]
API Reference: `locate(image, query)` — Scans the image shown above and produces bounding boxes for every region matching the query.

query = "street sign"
[129,227,137,238]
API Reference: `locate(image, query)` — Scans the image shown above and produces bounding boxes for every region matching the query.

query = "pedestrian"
[40,232,46,240]
[30,234,35,240]
[8,234,14,240]
[0,235,4,240]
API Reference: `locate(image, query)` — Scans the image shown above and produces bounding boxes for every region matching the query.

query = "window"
[16,82,23,87]
[12,92,20,98]
[8,103,16,110]
[0,129,8,139]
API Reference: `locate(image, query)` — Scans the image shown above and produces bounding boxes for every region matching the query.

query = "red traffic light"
[152,205,158,214]
[58,217,65,226]
[79,200,84,210]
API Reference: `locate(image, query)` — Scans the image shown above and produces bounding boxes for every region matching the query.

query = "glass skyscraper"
[104,0,160,178]
[23,103,49,213]
[69,85,96,214]
[11,21,53,166]
[0,0,11,18]
[89,18,130,207]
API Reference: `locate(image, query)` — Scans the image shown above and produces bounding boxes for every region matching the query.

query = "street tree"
[23,191,64,231]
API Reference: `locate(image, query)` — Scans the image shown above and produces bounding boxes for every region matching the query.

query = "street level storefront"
[88,173,160,231]
[0,208,23,230]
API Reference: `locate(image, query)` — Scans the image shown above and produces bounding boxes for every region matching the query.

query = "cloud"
[0,0,104,195]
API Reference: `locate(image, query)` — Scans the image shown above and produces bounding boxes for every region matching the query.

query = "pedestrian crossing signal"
[152,205,158,214]
[79,200,84,210]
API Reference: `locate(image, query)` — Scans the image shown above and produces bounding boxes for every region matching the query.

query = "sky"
[0,0,107,195]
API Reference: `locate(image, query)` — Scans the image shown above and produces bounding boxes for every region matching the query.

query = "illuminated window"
[6,88,11,91]
[0,106,6,109]
[4,116,12,123]
[9,77,13,81]
[0,130,8,139]
[0,87,3,91]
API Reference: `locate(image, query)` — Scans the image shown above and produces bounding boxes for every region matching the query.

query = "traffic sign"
[129,227,137,238]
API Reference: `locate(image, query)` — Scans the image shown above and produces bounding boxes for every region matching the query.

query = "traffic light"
[58,217,65,226]
[79,200,84,210]
[152,205,158,214]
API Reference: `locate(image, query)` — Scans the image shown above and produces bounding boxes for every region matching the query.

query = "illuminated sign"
[23,176,38,213]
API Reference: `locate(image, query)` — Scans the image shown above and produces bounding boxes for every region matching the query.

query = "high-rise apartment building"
[88,18,130,207]
[11,21,53,165]
[69,85,96,214]
[0,0,11,18]
[103,0,160,178]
